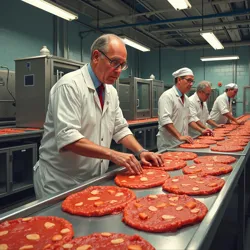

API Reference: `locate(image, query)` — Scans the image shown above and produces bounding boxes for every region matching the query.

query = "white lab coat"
[33,64,132,199]
[188,92,210,137]
[210,92,230,124]
[157,86,194,150]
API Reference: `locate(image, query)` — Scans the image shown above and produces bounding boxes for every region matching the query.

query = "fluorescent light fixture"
[167,0,191,10]
[21,0,78,21]
[120,36,150,52]
[200,55,240,61]
[200,31,224,50]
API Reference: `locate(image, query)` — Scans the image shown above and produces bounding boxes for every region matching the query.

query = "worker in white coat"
[210,83,244,125]
[189,81,224,137]
[157,68,194,150]
[33,34,163,199]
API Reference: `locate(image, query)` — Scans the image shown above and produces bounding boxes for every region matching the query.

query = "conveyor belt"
[0,152,246,250]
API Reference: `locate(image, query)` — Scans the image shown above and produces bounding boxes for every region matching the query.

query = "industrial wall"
[0,0,139,79]
[140,47,250,116]
[1,0,249,116]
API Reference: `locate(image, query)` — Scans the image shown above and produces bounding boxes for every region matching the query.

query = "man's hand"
[179,135,193,144]
[216,124,225,128]
[237,121,245,125]
[140,152,164,167]
[201,128,214,136]
[110,151,142,175]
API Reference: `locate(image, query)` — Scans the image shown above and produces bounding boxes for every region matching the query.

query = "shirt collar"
[194,92,202,103]
[87,63,102,90]
[174,85,183,97]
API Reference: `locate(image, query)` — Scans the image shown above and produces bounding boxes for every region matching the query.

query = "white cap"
[172,67,194,78]
[225,83,238,90]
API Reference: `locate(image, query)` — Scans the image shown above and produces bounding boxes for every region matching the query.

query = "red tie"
[181,95,184,103]
[97,84,104,109]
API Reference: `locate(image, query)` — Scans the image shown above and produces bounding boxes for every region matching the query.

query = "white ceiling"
[56,0,250,50]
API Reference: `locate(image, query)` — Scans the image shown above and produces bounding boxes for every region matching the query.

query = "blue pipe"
[100,8,250,30]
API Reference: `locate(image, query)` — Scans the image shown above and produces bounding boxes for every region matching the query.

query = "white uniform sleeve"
[112,97,132,143]
[158,94,174,126]
[189,100,200,123]
[50,84,84,151]
[218,97,230,115]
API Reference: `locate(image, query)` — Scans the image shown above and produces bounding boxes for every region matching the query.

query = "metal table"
[0,130,43,143]
[0,152,246,250]
[167,141,250,157]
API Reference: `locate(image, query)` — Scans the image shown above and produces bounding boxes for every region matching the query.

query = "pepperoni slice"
[182,163,233,176]
[193,139,216,145]
[211,145,244,152]
[143,159,186,171]
[123,194,207,232]
[179,143,209,149]
[194,155,236,164]
[57,232,155,250]
[0,216,73,250]
[162,175,225,195]
[62,186,136,216]
[162,151,197,160]
[115,169,170,189]
[198,136,225,141]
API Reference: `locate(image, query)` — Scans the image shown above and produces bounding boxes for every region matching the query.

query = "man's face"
[92,39,127,84]
[198,86,212,102]
[177,75,194,94]
[227,88,238,98]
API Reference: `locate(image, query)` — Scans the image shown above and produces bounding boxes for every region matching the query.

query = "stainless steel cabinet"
[118,77,152,120]
[0,150,9,197]
[0,143,37,198]
[110,125,158,155]
[15,55,85,128]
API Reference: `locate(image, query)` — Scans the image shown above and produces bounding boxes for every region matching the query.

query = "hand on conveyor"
[140,152,164,167]
[110,151,143,175]
[217,124,225,128]
[201,128,214,136]
[237,120,245,125]
[179,135,193,144]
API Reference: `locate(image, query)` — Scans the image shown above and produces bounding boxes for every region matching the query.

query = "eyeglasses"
[98,50,128,71]
[202,91,210,97]
[182,77,195,84]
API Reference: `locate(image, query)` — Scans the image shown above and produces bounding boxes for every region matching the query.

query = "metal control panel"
[118,77,152,120]
[15,55,85,128]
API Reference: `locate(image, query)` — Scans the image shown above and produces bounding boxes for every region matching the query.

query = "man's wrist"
[135,149,149,159]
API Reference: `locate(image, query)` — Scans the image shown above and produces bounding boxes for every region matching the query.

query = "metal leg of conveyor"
[237,167,245,250]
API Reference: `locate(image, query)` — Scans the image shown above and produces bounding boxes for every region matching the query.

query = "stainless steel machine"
[15,55,85,128]
[243,86,250,113]
[207,88,219,111]
[0,70,16,124]
[118,77,152,120]
[150,79,164,117]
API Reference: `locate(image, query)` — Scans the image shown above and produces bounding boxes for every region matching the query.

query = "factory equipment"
[118,77,152,120]
[0,70,16,125]
[15,55,85,128]
[150,79,164,117]
[207,88,219,111]
[187,87,196,97]
[164,85,172,92]
[243,86,250,113]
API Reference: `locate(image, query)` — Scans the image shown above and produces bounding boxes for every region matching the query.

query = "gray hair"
[90,34,124,55]
[197,81,212,92]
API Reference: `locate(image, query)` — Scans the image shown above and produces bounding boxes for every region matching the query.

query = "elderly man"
[188,81,224,137]
[210,83,243,125]
[158,67,212,150]
[33,34,163,199]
